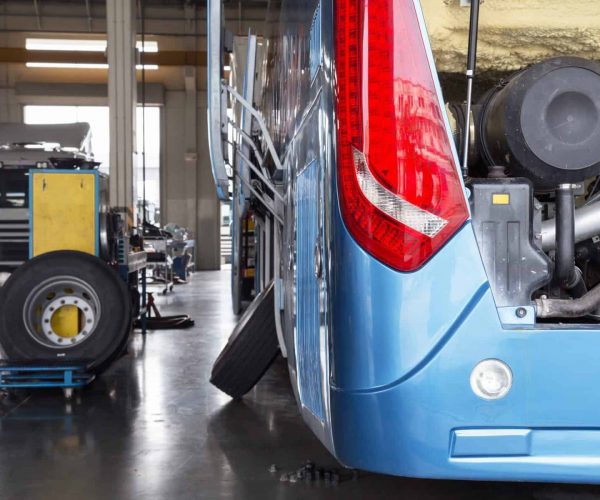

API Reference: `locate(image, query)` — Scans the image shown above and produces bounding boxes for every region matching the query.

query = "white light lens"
[470,359,512,400]
[352,148,448,238]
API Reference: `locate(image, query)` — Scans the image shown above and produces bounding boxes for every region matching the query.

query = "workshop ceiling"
[0,0,269,36]
[0,0,269,7]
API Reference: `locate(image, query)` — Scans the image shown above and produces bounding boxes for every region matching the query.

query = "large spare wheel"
[0,251,132,373]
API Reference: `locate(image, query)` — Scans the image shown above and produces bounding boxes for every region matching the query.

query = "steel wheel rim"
[23,276,102,349]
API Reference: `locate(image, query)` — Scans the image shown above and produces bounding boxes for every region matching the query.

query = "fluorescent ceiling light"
[26,39,106,52]
[26,62,159,70]
[138,41,159,53]
[26,62,108,69]
[26,38,158,53]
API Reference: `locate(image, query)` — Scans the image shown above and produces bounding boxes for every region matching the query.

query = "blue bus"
[208,0,600,484]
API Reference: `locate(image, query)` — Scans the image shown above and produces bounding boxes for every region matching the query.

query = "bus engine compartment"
[447,56,600,325]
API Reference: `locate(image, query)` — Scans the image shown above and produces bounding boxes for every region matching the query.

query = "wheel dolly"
[0,360,95,399]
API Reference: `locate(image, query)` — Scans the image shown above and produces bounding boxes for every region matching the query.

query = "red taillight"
[335,0,469,271]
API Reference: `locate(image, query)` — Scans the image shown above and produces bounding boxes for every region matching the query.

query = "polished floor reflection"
[1,270,600,499]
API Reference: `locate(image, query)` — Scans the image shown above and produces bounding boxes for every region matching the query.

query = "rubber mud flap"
[211,281,279,399]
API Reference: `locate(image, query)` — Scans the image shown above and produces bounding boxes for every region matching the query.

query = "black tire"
[0,251,132,373]
[211,281,279,398]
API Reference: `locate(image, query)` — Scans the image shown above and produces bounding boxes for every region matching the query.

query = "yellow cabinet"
[30,170,99,257]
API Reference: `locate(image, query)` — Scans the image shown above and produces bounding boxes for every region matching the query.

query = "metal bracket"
[222,82,284,173]
[208,0,287,229]
[207,0,230,200]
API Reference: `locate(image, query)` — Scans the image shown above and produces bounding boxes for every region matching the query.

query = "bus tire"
[211,281,279,399]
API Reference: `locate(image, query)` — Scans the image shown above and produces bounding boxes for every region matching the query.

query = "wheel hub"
[23,276,101,349]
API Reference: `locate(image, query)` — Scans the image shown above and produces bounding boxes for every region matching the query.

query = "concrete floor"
[2,271,600,499]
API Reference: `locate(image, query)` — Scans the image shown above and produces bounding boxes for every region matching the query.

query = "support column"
[185,2,220,270]
[0,32,21,123]
[107,0,137,225]
[197,94,222,270]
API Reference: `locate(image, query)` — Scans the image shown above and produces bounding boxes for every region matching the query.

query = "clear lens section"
[353,148,448,238]
[470,359,513,400]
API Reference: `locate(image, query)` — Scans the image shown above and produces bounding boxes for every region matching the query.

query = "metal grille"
[0,214,28,269]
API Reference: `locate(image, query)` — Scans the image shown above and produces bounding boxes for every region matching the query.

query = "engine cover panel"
[470,179,551,307]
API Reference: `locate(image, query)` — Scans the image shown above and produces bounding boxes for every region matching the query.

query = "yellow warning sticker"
[492,193,510,205]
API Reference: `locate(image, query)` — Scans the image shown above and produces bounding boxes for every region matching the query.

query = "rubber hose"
[536,282,600,318]
[555,184,577,289]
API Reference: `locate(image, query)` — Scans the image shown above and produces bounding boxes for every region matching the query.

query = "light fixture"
[470,359,513,400]
[26,62,158,71]
[26,38,106,52]
[26,62,108,69]
[26,38,158,53]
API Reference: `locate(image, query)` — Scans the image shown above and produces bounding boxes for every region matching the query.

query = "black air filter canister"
[479,57,600,189]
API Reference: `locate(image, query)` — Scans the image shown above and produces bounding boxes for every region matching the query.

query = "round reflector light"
[470,359,512,400]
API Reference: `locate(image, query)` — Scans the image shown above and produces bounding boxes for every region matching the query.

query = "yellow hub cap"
[50,305,81,339]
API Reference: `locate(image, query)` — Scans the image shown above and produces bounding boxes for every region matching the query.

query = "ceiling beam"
[0,47,208,66]
[0,5,267,37]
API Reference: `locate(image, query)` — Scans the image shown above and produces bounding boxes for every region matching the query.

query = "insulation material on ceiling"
[421,0,600,73]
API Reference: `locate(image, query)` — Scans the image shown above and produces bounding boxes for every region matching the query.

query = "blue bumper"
[329,209,600,483]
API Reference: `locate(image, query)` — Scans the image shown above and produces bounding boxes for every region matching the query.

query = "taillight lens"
[335,0,469,271]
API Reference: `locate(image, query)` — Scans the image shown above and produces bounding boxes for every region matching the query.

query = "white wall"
[162,90,220,270]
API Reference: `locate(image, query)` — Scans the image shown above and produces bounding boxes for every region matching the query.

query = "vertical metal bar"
[265,215,271,285]
[239,34,257,201]
[140,0,147,225]
[85,0,93,32]
[462,0,481,177]
[207,0,230,200]
[32,0,42,30]
[272,222,288,357]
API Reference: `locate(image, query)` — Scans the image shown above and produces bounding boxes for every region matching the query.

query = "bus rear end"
[327,0,600,483]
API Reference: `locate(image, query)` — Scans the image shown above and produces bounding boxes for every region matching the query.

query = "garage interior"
[2,0,600,498]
